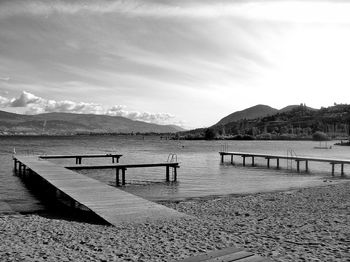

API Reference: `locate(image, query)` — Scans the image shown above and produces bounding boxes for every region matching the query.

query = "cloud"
[0,95,10,107]
[10,91,43,107]
[106,105,175,124]
[7,91,107,115]
[0,91,179,125]
[0,76,10,81]
[25,99,105,115]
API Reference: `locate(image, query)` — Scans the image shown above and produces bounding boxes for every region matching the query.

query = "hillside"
[213,104,350,139]
[216,104,278,125]
[177,104,350,140]
[0,111,184,135]
[279,104,317,113]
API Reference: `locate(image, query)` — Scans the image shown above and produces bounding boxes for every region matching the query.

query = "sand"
[1,181,349,262]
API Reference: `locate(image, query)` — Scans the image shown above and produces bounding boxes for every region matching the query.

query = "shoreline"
[1,182,349,261]
[0,133,348,144]
[155,177,349,204]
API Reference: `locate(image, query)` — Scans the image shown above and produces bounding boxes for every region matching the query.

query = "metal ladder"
[286,148,297,170]
[167,153,178,181]
[167,153,177,163]
[221,143,229,152]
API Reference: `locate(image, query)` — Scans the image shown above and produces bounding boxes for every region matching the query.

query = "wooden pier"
[13,155,187,225]
[39,153,122,164]
[220,151,350,176]
[13,154,271,261]
[66,163,179,186]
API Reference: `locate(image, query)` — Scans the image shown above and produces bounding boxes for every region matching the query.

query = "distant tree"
[204,128,216,140]
[312,131,330,141]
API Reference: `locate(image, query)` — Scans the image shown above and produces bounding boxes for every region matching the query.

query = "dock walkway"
[13,154,271,261]
[40,153,122,164]
[220,151,350,176]
[13,155,187,225]
[66,162,179,186]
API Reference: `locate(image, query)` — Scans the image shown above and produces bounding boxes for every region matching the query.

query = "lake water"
[0,135,349,213]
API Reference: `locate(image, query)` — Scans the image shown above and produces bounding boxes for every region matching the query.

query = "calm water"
[0,135,349,213]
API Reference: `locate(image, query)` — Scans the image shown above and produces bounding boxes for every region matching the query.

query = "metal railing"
[221,144,229,152]
[286,148,297,170]
[167,153,177,163]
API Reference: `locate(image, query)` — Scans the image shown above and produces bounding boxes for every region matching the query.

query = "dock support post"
[243,156,246,166]
[112,157,115,163]
[14,159,17,173]
[121,168,126,185]
[252,157,255,167]
[230,155,234,164]
[166,166,170,182]
[20,163,24,176]
[56,189,61,198]
[296,160,300,172]
[266,158,270,168]
[341,164,344,176]
[21,165,25,177]
[173,167,177,182]
[25,168,31,179]
[221,154,224,163]
[116,168,120,186]
[331,163,335,176]
[305,161,309,173]
[276,158,280,169]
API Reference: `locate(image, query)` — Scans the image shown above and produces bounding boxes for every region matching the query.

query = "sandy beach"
[1,181,349,262]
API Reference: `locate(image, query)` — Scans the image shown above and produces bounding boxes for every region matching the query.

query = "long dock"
[220,151,350,176]
[39,153,122,164]
[13,155,187,225]
[66,163,179,186]
[13,154,271,261]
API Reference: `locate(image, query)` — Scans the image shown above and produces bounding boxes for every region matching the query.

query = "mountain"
[177,104,350,140]
[166,125,186,132]
[0,111,183,135]
[216,104,278,125]
[211,104,350,139]
[279,104,317,113]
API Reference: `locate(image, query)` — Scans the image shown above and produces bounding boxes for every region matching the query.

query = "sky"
[1,0,350,129]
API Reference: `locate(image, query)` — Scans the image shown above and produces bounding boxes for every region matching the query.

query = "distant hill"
[214,104,350,138]
[0,111,184,135]
[177,104,350,140]
[166,125,186,132]
[216,104,278,125]
[279,104,317,113]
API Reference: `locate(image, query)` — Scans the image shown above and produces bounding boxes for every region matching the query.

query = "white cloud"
[10,91,43,107]
[0,76,10,81]
[106,105,175,124]
[0,95,11,107]
[0,91,180,125]
[7,91,104,114]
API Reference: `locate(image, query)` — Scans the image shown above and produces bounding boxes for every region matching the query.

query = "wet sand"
[1,181,349,261]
